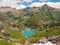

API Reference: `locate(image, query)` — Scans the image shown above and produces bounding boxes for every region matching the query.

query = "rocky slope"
[0,4,60,45]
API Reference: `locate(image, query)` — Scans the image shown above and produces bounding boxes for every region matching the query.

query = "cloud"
[46,2,60,9]
[0,0,3,2]
[0,0,60,9]
[0,0,27,9]
[29,2,45,7]
[11,4,27,9]
[0,0,18,7]
[29,2,60,9]
[40,0,48,2]
[22,0,33,3]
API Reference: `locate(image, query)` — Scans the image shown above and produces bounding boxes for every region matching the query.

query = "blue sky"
[17,0,60,6]
[32,0,60,2]
[0,0,60,9]
[49,0,60,2]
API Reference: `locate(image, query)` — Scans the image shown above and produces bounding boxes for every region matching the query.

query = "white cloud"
[22,0,33,3]
[0,0,27,9]
[40,0,48,2]
[11,4,27,9]
[29,2,60,9]
[46,2,60,9]
[0,0,60,9]
[0,0,18,7]
[29,2,45,7]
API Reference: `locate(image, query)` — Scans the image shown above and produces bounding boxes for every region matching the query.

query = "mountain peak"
[41,4,55,9]
[42,4,49,7]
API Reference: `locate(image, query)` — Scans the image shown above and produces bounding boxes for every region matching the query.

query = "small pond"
[23,29,37,38]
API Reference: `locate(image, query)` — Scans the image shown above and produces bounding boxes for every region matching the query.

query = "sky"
[0,0,60,9]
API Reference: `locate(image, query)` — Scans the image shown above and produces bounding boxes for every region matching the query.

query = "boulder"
[39,37,48,43]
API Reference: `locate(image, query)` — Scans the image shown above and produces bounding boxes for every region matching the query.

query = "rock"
[55,38,60,45]
[2,33,11,37]
[48,36,59,40]
[56,41,60,45]
[1,29,6,33]
[39,37,48,43]
[47,36,59,44]
[0,35,5,39]
[5,38,13,42]
[24,40,31,45]
[0,28,6,33]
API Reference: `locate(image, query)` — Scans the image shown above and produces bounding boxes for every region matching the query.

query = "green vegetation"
[0,40,12,45]
[0,4,60,45]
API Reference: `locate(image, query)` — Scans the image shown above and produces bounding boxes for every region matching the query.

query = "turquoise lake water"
[23,29,37,38]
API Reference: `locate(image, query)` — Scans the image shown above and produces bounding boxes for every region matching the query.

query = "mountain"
[0,4,60,24]
[0,4,60,45]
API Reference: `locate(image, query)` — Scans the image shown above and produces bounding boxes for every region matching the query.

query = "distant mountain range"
[0,4,60,25]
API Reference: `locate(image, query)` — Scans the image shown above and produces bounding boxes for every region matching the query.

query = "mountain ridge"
[0,4,60,45]
[0,4,60,10]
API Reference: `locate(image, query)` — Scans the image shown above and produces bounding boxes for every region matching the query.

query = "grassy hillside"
[0,4,60,45]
